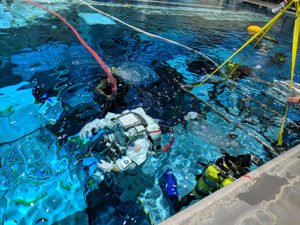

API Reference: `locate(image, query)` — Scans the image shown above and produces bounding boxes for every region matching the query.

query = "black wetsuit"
[96,77,129,115]
[168,153,252,212]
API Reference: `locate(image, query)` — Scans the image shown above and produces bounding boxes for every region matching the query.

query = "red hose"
[242,175,254,180]
[23,0,117,97]
[163,127,175,152]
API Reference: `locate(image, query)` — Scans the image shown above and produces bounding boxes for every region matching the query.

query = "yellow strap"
[278,0,300,146]
[192,0,295,88]
[224,18,278,81]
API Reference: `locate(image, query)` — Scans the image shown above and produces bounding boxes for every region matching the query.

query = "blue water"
[0,0,299,224]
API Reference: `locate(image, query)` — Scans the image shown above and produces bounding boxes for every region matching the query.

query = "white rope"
[75,0,219,68]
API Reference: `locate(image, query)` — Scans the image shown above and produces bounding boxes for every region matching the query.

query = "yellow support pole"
[278,0,300,146]
[192,0,295,88]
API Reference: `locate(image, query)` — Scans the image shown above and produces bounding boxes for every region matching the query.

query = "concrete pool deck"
[242,0,296,14]
[159,144,300,225]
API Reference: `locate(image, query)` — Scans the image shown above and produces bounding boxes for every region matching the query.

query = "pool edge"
[159,143,300,225]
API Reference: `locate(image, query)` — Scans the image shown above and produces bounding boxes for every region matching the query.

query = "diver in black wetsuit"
[95,75,129,115]
[95,70,153,115]
[95,77,116,100]
[160,153,260,212]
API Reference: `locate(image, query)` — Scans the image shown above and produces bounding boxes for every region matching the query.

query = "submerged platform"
[160,143,300,225]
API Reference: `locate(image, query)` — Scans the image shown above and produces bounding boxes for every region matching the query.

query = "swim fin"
[159,168,178,197]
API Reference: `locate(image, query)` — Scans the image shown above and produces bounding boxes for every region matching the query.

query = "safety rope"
[278,0,300,146]
[181,86,278,155]
[75,0,219,68]
[23,0,117,97]
[191,0,295,88]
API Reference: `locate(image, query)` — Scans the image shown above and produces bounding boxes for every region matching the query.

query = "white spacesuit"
[79,108,162,181]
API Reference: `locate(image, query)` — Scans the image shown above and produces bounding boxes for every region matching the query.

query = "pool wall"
[159,143,300,225]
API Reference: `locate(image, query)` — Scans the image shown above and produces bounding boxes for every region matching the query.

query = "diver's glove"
[96,160,114,173]
[93,171,105,183]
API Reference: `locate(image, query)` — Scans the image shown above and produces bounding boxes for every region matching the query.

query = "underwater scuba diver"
[79,107,162,183]
[95,68,153,115]
[160,153,260,212]
[95,77,116,101]
[95,74,129,114]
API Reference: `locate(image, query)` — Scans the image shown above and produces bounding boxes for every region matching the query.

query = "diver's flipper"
[159,168,178,197]
[160,169,181,211]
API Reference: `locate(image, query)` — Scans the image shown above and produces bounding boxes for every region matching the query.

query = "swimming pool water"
[0,0,299,224]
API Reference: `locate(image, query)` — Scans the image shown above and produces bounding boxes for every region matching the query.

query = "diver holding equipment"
[79,107,162,182]
[160,153,260,212]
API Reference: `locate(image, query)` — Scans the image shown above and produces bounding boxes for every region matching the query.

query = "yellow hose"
[278,0,300,146]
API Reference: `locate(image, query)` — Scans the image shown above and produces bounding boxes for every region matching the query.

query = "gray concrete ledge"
[242,0,296,14]
[243,0,280,9]
[159,144,300,225]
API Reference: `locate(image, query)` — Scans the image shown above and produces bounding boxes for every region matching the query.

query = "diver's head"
[227,154,252,171]
[225,153,261,171]
[110,67,118,78]
[250,155,260,165]
[227,132,238,141]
